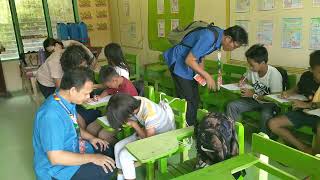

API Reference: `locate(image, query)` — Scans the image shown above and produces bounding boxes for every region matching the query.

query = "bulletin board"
[78,0,112,46]
[117,0,143,49]
[148,0,195,52]
[230,0,320,68]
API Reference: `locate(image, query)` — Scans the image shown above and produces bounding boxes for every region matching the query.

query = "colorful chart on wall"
[310,18,320,50]
[230,0,320,68]
[313,0,320,7]
[283,0,303,9]
[236,0,250,12]
[257,0,274,11]
[282,18,302,49]
[148,0,195,51]
[257,20,273,46]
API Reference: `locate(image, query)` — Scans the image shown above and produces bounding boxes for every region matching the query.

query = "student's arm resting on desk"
[127,120,156,138]
[47,151,115,172]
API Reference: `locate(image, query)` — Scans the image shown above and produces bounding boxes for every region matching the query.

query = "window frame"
[1,0,80,61]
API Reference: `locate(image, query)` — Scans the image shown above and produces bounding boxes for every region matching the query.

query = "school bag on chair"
[167,20,220,48]
[68,23,81,42]
[57,23,69,40]
[78,22,89,44]
[196,112,245,179]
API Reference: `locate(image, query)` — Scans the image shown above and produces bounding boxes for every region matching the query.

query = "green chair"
[174,133,320,180]
[144,85,155,102]
[125,53,140,80]
[204,59,219,75]
[155,111,245,180]
[155,91,189,163]
[156,71,175,96]
[154,91,187,130]
[201,74,242,112]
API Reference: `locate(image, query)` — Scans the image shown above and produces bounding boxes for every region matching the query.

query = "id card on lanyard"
[53,93,86,153]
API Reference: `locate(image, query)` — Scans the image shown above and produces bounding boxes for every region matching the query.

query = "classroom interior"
[0,0,320,179]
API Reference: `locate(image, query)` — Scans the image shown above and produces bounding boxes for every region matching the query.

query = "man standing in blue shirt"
[163,25,248,126]
[33,67,115,180]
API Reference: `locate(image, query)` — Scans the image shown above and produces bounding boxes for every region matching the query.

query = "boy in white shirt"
[226,44,283,133]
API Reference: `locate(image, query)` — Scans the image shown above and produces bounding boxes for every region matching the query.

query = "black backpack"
[168,21,220,52]
[275,66,289,91]
[196,112,245,179]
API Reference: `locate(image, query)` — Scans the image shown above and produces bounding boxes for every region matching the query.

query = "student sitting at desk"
[104,43,130,80]
[107,93,175,180]
[226,44,283,133]
[84,65,138,144]
[268,50,320,155]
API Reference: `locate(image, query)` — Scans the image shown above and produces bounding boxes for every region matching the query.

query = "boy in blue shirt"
[163,25,248,126]
[268,50,320,155]
[33,68,115,180]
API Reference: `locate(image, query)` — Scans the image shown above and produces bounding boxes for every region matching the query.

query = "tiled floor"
[0,93,308,180]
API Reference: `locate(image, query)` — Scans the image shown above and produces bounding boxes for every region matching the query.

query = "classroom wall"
[230,0,319,69]
[109,0,227,67]
[78,0,112,47]
[2,0,227,93]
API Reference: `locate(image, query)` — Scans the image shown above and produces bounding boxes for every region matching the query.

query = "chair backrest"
[252,133,320,179]
[155,91,187,129]
[287,73,297,89]
[144,85,155,102]
[223,64,247,77]
[204,59,219,75]
[94,71,100,84]
[125,53,140,80]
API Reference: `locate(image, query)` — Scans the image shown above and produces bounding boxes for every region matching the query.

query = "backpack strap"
[179,25,220,53]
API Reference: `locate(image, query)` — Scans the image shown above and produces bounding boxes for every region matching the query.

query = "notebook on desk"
[82,95,111,109]
[220,83,253,91]
[305,109,320,117]
[265,94,308,104]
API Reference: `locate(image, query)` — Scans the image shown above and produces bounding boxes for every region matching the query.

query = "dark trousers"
[53,144,115,180]
[72,144,114,180]
[170,72,199,126]
[37,81,56,98]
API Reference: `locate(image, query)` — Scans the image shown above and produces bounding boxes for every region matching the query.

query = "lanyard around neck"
[53,93,80,134]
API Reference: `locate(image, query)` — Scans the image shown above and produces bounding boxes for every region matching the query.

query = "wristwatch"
[252,94,258,100]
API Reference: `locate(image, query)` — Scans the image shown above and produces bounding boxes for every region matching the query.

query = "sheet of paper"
[257,20,273,46]
[265,94,308,103]
[283,0,303,9]
[97,116,110,126]
[157,0,164,14]
[171,19,180,30]
[314,0,320,7]
[221,83,253,91]
[306,108,320,117]
[158,19,165,37]
[310,18,320,50]
[171,0,179,13]
[282,18,303,49]
[258,0,274,10]
[85,95,111,106]
[236,0,250,12]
